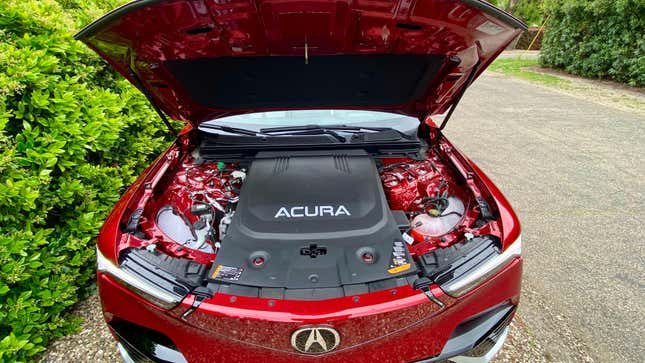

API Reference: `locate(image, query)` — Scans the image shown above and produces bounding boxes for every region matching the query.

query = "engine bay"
[117,135,501,297]
[207,150,417,290]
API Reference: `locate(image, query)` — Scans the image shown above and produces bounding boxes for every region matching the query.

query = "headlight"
[442,235,522,297]
[97,248,182,309]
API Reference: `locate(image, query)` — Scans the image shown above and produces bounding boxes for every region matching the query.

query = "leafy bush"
[488,0,545,27]
[540,0,645,86]
[512,0,545,27]
[514,27,544,50]
[0,0,173,361]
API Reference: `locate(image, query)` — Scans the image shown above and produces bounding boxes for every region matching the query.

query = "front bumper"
[98,255,521,363]
[116,328,510,363]
[447,327,509,363]
[421,304,514,362]
[115,308,512,363]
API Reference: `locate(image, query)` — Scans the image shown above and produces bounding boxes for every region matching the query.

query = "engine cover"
[208,151,416,290]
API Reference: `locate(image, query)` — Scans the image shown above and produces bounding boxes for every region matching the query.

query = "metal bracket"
[181,286,214,320]
[413,277,446,308]
[424,289,445,308]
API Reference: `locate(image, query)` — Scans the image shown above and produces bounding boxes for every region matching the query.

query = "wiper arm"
[203,123,349,142]
[329,125,393,132]
[260,124,351,142]
[199,124,264,136]
[259,124,410,143]
[260,124,324,133]
[272,128,347,142]
[260,124,391,133]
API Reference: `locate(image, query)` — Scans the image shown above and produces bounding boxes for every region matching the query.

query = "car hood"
[76,0,525,126]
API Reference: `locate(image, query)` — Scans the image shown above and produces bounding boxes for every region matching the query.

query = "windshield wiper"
[260,124,392,133]
[259,124,403,143]
[201,124,400,143]
[264,127,347,142]
[199,124,264,136]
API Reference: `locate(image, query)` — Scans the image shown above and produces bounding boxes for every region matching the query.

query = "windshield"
[200,110,419,134]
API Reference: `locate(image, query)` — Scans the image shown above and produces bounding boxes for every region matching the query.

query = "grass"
[488,57,645,114]
[488,58,569,87]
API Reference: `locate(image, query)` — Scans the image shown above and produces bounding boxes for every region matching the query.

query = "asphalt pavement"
[444,72,645,362]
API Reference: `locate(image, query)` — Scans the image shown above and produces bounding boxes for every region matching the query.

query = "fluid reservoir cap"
[248,251,270,269]
[231,170,246,181]
[356,247,378,264]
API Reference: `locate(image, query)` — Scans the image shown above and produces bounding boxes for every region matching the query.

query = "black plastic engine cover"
[208,150,416,289]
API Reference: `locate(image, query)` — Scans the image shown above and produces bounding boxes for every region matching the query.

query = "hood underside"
[76,0,525,125]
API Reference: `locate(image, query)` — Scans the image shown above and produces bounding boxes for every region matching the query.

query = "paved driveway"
[445,72,645,362]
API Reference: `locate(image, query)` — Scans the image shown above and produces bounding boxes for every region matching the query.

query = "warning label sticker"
[402,232,415,245]
[211,264,244,281]
[388,241,411,274]
[388,263,411,274]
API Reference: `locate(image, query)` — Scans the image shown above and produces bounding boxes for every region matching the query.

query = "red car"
[78,1,525,362]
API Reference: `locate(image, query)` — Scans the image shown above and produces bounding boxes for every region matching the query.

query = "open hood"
[76,0,525,126]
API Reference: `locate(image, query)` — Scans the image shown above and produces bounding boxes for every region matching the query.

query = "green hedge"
[540,0,645,86]
[0,1,173,361]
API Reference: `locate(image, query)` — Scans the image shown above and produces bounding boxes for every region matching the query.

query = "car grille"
[462,306,515,357]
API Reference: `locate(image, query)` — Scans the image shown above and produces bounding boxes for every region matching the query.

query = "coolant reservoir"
[156,206,196,245]
[411,196,464,239]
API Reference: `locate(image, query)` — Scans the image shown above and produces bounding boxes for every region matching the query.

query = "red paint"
[97,144,181,263]
[379,150,481,252]
[438,140,521,250]
[87,1,525,360]
[104,133,516,263]
[77,0,524,125]
[96,123,522,361]
[98,258,521,362]
[138,155,242,263]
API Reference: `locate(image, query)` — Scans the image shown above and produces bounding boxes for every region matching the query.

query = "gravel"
[38,295,119,363]
[495,317,548,363]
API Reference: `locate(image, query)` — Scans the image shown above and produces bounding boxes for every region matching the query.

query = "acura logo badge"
[290,326,340,354]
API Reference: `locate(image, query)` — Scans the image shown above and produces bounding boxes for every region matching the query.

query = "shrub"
[540,0,645,86]
[512,0,545,27]
[0,0,173,361]
[514,27,544,50]
[488,0,545,27]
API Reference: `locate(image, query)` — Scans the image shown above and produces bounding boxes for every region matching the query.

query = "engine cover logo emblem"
[290,326,340,354]
[274,205,351,218]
